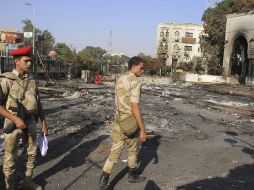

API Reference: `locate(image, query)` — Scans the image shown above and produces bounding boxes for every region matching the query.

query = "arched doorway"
[230,36,249,84]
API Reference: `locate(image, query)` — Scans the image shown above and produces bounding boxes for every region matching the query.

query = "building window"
[159,43,163,50]
[173,44,179,51]
[184,46,192,51]
[164,43,168,50]
[185,32,193,38]
[174,31,180,37]
[160,31,164,37]
[165,30,169,37]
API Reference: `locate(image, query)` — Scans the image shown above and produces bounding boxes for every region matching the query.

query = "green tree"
[201,0,254,75]
[37,30,55,58]
[78,46,106,63]
[137,53,153,63]
[136,53,162,75]
[103,54,127,65]
[144,58,161,75]
[78,46,106,71]
[54,43,73,61]
[111,55,122,65]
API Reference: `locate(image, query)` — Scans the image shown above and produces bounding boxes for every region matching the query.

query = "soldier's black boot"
[5,174,15,190]
[128,167,146,183]
[23,169,42,190]
[98,171,109,190]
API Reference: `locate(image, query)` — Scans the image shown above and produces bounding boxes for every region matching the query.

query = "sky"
[1,0,208,57]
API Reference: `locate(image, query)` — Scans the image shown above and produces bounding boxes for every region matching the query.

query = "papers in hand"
[38,130,48,156]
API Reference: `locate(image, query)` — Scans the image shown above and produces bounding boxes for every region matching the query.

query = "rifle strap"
[20,79,30,101]
[7,79,30,103]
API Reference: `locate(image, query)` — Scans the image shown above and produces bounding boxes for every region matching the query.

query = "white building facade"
[156,23,204,67]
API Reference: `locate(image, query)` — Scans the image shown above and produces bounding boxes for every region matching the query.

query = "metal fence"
[0,51,84,79]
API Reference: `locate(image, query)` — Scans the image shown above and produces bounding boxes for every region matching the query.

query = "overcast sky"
[1,0,207,57]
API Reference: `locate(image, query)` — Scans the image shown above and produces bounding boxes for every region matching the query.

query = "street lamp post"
[32,7,37,79]
[32,7,35,57]
[25,1,36,78]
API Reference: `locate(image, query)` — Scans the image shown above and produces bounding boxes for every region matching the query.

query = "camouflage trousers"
[103,122,141,174]
[3,117,37,177]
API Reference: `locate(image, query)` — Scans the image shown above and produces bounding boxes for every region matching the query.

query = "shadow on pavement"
[34,134,109,189]
[144,180,161,190]
[36,121,102,167]
[138,135,161,173]
[108,166,128,190]
[176,163,254,190]
[176,134,254,190]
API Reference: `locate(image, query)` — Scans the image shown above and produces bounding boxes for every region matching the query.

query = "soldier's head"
[128,56,145,77]
[11,46,32,74]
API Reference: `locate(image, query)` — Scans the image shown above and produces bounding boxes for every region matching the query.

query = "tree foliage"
[78,46,106,63]
[137,53,153,63]
[144,58,162,75]
[37,30,55,57]
[54,43,73,61]
[103,54,127,65]
[78,46,106,71]
[201,0,254,75]
[22,19,55,58]
[137,53,162,75]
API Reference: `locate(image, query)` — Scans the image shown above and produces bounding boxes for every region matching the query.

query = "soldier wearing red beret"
[0,46,48,190]
[11,46,33,57]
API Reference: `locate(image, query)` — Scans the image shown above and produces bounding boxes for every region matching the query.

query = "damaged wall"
[223,11,254,85]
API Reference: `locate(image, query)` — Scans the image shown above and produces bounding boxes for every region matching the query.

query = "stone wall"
[140,75,172,85]
[175,72,226,83]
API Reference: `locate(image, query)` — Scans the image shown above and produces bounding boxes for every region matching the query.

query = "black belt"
[24,114,34,120]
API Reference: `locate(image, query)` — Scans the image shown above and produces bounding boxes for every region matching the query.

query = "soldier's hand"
[14,117,26,129]
[139,130,147,142]
[41,121,48,136]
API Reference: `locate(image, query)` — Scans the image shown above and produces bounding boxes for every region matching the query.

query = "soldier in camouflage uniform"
[0,46,48,190]
[98,56,147,190]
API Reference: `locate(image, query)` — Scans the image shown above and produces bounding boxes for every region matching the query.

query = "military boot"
[5,174,15,190]
[23,169,42,190]
[128,167,146,183]
[98,171,109,190]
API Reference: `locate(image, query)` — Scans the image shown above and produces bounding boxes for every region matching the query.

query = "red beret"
[11,46,32,56]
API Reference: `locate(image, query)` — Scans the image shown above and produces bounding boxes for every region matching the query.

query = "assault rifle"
[3,99,26,134]
[3,79,31,134]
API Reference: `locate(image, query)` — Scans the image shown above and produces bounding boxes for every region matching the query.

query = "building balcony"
[182,37,196,44]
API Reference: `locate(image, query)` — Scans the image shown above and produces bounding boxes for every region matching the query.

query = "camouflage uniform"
[103,72,142,174]
[0,70,38,189]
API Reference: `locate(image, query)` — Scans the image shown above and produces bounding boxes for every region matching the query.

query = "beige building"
[156,23,204,67]
[223,11,254,85]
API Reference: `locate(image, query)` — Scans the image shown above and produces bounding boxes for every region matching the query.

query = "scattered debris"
[1,79,254,190]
